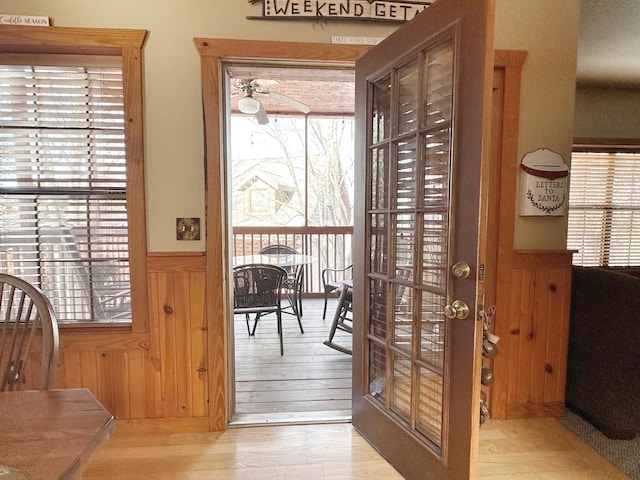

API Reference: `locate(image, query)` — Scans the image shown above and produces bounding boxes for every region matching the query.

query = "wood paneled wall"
[50,253,209,426]
[43,249,570,426]
[491,250,574,419]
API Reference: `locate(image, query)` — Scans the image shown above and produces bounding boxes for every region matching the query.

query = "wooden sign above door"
[248,0,434,23]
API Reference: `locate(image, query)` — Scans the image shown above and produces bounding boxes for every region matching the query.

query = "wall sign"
[248,0,434,22]
[519,148,569,217]
[0,14,50,26]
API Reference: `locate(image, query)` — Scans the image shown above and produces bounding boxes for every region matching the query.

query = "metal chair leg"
[322,293,329,319]
[250,313,261,336]
[285,288,304,333]
[277,310,284,355]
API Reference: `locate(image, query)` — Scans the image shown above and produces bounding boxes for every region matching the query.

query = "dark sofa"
[566,266,640,439]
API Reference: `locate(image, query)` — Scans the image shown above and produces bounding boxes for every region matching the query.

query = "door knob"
[451,261,471,278]
[444,299,469,319]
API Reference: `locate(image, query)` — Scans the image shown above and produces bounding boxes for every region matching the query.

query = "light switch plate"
[176,217,201,240]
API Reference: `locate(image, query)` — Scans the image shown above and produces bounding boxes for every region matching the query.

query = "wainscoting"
[491,250,574,419]
[52,253,209,426]
[46,249,574,429]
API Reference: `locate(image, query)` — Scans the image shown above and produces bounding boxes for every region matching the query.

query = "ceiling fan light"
[238,96,261,114]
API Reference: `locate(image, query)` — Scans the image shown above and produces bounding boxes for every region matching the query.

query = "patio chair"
[258,244,305,321]
[0,273,60,391]
[233,263,296,355]
[321,264,353,319]
[323,280,353,355]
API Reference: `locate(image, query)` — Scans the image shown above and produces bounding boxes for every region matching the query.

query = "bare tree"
[231,115,354,228]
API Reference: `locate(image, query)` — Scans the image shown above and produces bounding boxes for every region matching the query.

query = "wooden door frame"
[485,50,527,419]
[193,38,526,430]
[194,38,370,430]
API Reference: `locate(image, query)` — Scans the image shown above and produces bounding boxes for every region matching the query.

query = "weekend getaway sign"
[248,0,435,22]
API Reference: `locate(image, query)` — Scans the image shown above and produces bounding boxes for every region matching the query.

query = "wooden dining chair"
[257,244,305,321]
[0,273,60,391]
[233,263,300,355]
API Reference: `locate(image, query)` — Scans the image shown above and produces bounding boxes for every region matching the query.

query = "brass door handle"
[451,261,471,278]
[444,299,470,319]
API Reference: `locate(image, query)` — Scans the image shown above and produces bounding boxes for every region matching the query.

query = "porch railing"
[232,226,353,296]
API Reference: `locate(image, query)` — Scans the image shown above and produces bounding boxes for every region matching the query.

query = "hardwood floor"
[478,417,630,479]
[81,299,629,479]
[82,417,630,479]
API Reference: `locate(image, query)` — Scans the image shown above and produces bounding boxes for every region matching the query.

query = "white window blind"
[568,150,640,267]
[0,58,131,323]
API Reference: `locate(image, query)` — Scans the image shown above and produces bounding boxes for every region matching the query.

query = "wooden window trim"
[573,137,640,153]
[0,25,150,334]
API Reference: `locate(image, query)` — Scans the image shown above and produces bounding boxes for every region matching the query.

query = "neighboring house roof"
[237,171,295,193]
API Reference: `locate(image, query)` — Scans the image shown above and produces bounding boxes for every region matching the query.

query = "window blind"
[0,60,131,323]
[567,151,640,267]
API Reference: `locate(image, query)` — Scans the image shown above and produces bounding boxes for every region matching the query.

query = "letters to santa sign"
[248,0,435,22]
[519,148,569,217]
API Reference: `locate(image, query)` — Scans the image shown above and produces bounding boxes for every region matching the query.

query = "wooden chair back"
[0,273,59,391]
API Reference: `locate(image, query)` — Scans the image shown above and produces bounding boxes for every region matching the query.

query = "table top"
[233,253,316,268]
[0,388,114,480]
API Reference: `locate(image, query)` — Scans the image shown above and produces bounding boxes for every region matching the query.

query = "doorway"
[194,39,370,428]
[226,62,357,424]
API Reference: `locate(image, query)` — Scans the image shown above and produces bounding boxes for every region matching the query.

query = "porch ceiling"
[227,64,355,117]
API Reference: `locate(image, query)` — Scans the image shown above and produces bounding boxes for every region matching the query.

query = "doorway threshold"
[229,410,351,427]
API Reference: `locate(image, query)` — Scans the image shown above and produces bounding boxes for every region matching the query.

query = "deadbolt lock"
[444,300,470,320]
[451,261,471,279]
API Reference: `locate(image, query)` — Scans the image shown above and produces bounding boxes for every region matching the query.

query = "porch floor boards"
[232,297,353,425]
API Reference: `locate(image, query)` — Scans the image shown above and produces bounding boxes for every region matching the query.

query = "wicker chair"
[233,264,298,355]
[257,244,305,321]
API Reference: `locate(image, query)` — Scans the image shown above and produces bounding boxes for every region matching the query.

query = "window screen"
[0,57,131,323]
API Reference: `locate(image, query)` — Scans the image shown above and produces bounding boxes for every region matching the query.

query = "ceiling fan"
[232,78,311,125]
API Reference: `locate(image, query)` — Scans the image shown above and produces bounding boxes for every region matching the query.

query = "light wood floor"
[82,417,629,479]
[82,298,629,479]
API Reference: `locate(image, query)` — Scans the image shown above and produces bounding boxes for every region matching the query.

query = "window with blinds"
[0,56,131,323]
[568,149,640,267]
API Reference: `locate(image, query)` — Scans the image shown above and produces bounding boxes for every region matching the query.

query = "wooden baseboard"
[506,402,565,418]
[114,416,211,434]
